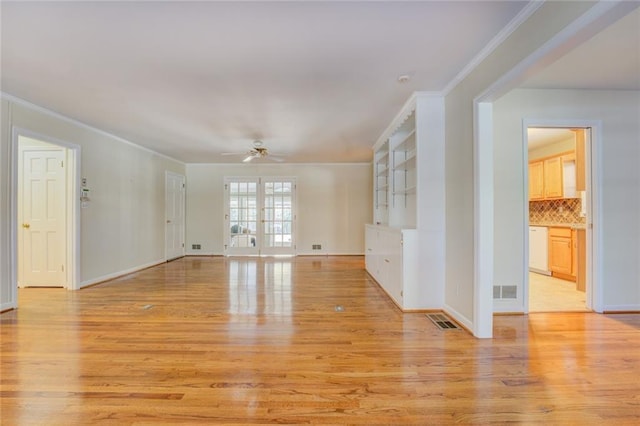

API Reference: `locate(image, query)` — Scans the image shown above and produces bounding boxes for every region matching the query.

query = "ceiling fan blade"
[242,155,254,162]
[221,152,246,156]
[269,156,286,162]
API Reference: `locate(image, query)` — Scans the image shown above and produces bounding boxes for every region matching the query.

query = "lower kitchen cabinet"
[548,227,574,280]
[365,224,418,310]
[576,229,586,291]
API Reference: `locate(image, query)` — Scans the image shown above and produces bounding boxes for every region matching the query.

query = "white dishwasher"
[529,226,550,275]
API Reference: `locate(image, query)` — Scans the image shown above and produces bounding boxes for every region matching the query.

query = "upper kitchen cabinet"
[544,155,564,198]
[529,152,578,200]
[528,128,587,201]
[529,161,545,200]
[573,129,586,192]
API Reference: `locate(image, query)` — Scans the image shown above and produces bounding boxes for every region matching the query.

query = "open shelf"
[393,185,416,196]
[376,151,389,165]
[394,129,416,153]
[393,154,416,171]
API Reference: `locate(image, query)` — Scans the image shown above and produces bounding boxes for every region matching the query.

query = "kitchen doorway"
[526,127,592,312]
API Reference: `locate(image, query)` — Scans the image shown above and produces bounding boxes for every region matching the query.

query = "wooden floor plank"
[1,256,639,424]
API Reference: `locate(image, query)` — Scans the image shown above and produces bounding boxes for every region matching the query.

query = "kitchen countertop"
[530,222,586,230]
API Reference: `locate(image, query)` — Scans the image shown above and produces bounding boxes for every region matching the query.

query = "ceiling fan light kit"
[223,140,283,163]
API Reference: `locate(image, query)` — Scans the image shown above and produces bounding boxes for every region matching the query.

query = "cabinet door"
[384,230,403,305]
[365,227,377,278]
[529,161,545,200]
[549,236,572,275]
[574,130,586,192]
[544,156,564,198]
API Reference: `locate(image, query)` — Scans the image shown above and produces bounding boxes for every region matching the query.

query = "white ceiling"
[522,6,640,91]
[1,2,638,163]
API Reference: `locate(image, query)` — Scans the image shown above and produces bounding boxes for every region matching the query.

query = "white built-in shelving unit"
[366,92,445,311]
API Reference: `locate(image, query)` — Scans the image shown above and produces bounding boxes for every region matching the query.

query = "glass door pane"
[225,178,259,255]
[262,179,295,255]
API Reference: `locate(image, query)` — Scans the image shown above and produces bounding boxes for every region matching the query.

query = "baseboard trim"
[1,303,17,313]
[79,259,165,289]
[443,303,474,335]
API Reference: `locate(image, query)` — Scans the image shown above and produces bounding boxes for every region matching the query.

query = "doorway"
[224,177,296,256]
[525,127,592,312]
[13,131,78,291]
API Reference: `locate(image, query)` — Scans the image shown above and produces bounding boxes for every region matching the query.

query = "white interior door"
[224,177,296,256]
[165,172,186,261]
[19,146,66,287]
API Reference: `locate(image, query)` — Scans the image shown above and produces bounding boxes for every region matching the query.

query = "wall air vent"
[493,285,518,299]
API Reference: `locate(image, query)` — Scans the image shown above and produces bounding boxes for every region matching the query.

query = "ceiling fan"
[221,140,285,163]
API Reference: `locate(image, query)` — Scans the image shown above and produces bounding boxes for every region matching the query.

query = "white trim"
[443,303,473,333]
[603,305,640,312]
[442,0,544,96]
[79,259,165,288]
[1,92,183,165]
[473,102,494,338]
[1,302,17,312]
[10,128,81,298]
[522,124,531,314]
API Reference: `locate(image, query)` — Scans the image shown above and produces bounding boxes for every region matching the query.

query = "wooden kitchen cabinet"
[529,161,545,200]
[576,229,586,291]
[544,156,564,198]
[573,129,586,192]
[548,227,573,279]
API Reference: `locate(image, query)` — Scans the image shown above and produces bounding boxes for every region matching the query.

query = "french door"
[224,177,296,256]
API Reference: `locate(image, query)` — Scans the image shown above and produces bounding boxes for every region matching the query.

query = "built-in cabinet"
[367,92,445,311]
[365,225,417,308]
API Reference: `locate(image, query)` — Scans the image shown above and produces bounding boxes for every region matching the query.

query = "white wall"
[443,1,596,327]
[0,97,185,309]
[493,89,640,312]
[1,99,11,310]
[186,163,372,255]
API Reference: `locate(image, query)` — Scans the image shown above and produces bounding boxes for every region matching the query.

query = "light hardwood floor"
[2,256,639,424]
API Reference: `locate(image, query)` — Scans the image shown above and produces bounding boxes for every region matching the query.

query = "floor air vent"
[426,313,461,330]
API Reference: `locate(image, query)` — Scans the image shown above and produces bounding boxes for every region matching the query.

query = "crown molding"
[0,92,184,165]
[441,0,545,96]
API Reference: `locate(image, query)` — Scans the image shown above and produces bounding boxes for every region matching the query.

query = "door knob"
[22,223,30,229]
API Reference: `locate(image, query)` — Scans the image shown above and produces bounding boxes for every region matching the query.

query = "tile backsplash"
[530,198,586,224]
